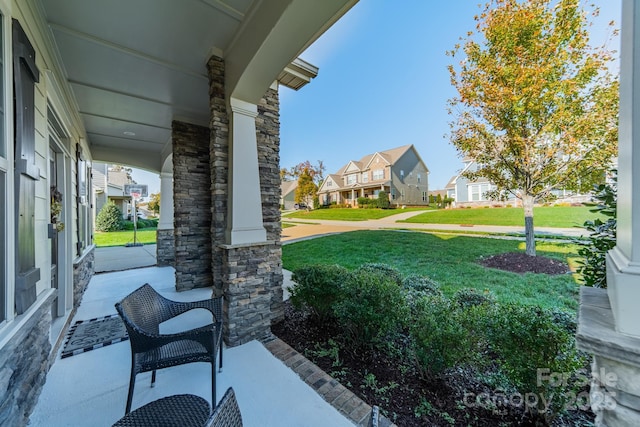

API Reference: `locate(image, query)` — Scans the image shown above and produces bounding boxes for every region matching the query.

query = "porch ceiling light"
[123,131,136,136]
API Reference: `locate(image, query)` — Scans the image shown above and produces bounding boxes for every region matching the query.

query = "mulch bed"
[273,253,592,426]
[479,252,570,275]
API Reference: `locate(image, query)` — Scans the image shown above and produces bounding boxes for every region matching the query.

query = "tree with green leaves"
[295,167,318,209]
[147,193,160,215]
[95,201,123,232]
[448,0,618,255]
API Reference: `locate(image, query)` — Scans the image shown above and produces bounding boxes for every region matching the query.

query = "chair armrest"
[165,297,223,323]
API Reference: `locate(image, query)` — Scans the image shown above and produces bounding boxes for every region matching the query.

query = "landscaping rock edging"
[263,337,396,427]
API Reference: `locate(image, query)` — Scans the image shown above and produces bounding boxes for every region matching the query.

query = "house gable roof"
[281,180,298,197]
[318,174,343,193]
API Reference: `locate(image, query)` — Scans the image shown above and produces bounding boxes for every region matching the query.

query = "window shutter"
[13,19,40,314]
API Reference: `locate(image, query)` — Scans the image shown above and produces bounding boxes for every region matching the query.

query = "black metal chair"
[206,388,243,427]
[115,284,223,414]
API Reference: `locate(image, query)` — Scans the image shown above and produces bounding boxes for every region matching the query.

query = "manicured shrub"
[356,263,403,286]
[402,274,442,295]
[485,303,586,421]
[402,274,442,311]
[95,202,123,232]
[452,288,495,309]
[290,265,349,321]
[333,268,408,347]
[377,191,390,209]
[410,296,485,377]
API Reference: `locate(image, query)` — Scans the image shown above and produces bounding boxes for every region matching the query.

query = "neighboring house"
[0,1,357,424]
[93,163,134,220]
[445,158,589,207]
[317,144,430,207]
[280,180,298,210]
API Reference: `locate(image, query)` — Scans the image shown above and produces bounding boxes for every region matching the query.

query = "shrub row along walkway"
[282,210,584,243]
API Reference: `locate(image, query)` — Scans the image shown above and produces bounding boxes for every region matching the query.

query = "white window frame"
[347,174,357,185]
[373,169,384,180]
[361,172,368,183]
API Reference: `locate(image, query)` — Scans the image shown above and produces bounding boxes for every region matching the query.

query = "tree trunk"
[523,194,536,256]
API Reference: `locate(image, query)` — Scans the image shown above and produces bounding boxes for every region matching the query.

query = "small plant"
[485,303,586,421]
[290,265,349,320]
[414,398,434,418]
[333,267,408,347]
[95,202,123,232]
[576,172,617,288]
[305,339,341,368]
[410,296,483,377]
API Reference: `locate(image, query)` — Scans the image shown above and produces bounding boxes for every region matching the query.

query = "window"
[373,189,380,197]
[401,189,405,199]
[373,169,384,180]
[326,180,332,188]
[469,183,491,201]
[361,172,368,183]
[417,174,421,183]
[400,170,404,179]
[391,189,396,200]
[422,191,427,202]
[347,174,356,185]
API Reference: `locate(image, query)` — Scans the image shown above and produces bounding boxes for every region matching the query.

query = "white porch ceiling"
[37,0,261,170]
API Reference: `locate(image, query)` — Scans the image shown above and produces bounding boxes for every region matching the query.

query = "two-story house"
[318,144,429,207]
[92,163,134,220]
[445,157,590,207]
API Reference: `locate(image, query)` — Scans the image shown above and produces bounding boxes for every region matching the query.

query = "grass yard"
[400,205,601,227]
[283,207,429,221]
[94,228,157,247]
[282,230,581,312]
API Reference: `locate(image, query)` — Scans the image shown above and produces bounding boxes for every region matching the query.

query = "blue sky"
[279,0,621,190]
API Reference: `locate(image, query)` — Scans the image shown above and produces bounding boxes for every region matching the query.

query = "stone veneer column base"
[576,287,640,427]
[72,247,94,308]
[220,241,283,347]
[0,291,55,427]
[156,229,175,266]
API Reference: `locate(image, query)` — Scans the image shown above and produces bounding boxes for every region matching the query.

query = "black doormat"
[61,314,128,359]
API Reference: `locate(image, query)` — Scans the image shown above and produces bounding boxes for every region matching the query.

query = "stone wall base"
[156,229,175,266]
[576,287,640,427]
[0,292,55,427]
[72,247,94,308]
[221,242,283,347]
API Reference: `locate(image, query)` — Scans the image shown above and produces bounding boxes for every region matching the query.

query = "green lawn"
[94,228,158,247]
[282,230,581,312]
[400,205,601,228]
[283,207,430,221]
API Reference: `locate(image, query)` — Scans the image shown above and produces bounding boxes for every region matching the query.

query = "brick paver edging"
[263,337,396,427]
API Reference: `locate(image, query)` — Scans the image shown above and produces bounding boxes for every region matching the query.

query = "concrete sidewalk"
[94,244,157,273]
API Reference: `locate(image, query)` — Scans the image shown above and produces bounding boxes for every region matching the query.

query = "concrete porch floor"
[29,266,354,427]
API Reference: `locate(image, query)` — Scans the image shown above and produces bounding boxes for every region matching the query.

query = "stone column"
[172,121,212,290]
[208,54,283,346]
[576,1,640,426]
[156,172,175,266]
